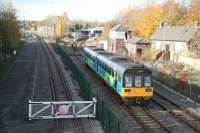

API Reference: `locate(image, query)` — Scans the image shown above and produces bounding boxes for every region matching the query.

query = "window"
[125,76,132,88]
[144,76,151,87]
[136,48,142,54]
[135,76,142,87]
[84,52,92,60]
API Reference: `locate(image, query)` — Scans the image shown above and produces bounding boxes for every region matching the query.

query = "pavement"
[0,38,56,133]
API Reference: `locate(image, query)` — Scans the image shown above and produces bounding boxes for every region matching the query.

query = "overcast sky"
[11,0,166,21]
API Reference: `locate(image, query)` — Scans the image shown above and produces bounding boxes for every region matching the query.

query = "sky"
[10,0,165,21]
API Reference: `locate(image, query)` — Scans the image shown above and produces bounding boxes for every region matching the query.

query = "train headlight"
[145,88,152,92]
[124,89,131,92]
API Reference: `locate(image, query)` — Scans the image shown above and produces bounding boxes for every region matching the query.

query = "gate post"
[93,97,97,116]
[29,99,32,120]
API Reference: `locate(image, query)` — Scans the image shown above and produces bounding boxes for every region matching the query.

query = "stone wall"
[178,56,200,71]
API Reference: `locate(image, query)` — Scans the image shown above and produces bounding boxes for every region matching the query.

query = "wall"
[99,40,108,50]
[125,43,150,56]
[37,26,54,37]
[115,39,125,55]
[178,56,200,71]
[151,40,188,62]
[109,31,126,39]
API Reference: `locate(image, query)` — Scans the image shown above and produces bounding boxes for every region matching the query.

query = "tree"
[135,6,164,38]
[162,0,186,26]
[0,1,21,54]
[54,12,69,38]
[185,0,200,25]
[101,21,117,40]
[114,7,142,36]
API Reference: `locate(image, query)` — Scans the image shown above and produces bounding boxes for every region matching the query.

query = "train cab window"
[144,76,151,87]
[135,76,142,87]
[125,76,132,88]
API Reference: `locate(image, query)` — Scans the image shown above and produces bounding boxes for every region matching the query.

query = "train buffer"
[28,98,97,120]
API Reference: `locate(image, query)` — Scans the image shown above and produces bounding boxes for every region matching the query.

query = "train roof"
[84,47,144,74]
[83,47,104,56]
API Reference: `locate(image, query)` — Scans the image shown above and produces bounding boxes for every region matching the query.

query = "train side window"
[110,69,114,77]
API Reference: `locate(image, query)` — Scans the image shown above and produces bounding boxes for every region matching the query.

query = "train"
[83,47,153,105]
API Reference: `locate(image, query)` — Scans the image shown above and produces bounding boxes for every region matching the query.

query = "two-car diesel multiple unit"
[83,47,153,105]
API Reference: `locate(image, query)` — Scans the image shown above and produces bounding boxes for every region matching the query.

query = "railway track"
[38,38,99,133]
[128,106,171,133]
[64,45,200,133]
[38,38,82,133]
[66,46,172,132]
[152,92,200,133]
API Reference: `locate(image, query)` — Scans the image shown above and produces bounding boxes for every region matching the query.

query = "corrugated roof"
[110,24,129,32]
[151,26,200,42]
[125,36,150,44]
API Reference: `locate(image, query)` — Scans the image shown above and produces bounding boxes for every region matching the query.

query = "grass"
[0,40,26,79]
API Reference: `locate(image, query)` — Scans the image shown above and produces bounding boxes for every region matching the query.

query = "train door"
[116,72,123,95]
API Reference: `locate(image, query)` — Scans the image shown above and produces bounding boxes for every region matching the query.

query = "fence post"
[28,99,32,120]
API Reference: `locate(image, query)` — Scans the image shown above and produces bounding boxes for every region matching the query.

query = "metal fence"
[55,46,127,133]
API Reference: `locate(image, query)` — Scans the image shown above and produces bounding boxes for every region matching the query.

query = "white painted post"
[51,103,54,116]
[13,50,16,56]
[29,99,32,120]
[72,102,75,116]
[93,97,97,116]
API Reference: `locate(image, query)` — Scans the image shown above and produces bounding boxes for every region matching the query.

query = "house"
[36,14,69,38]
[151,26,200,62]
[84,27,103,38]
[125,36,151,59]
[109,24,131,55]
[37,15,58,37]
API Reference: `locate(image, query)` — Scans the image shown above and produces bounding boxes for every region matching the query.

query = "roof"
[84,47,144,74]
[125,36,150,45]
[110,24,129,32]
[151,26,200,42]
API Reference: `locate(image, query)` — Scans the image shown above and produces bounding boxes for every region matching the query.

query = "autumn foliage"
[113,0,200,38]
[54,12,69,38]
[135,6,164,38]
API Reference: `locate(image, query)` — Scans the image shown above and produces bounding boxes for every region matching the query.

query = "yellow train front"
[121,68,153,105]
[83,47,153,105]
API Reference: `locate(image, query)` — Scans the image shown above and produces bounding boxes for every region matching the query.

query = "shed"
[125,36,151,59]
[109,24,131,55]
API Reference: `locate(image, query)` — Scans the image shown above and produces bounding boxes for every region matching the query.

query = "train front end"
[121,69,153,104]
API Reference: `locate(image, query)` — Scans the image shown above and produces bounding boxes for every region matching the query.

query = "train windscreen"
[123,69,152,88]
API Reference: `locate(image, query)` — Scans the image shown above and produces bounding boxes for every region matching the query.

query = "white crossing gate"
[28,98,97,120]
